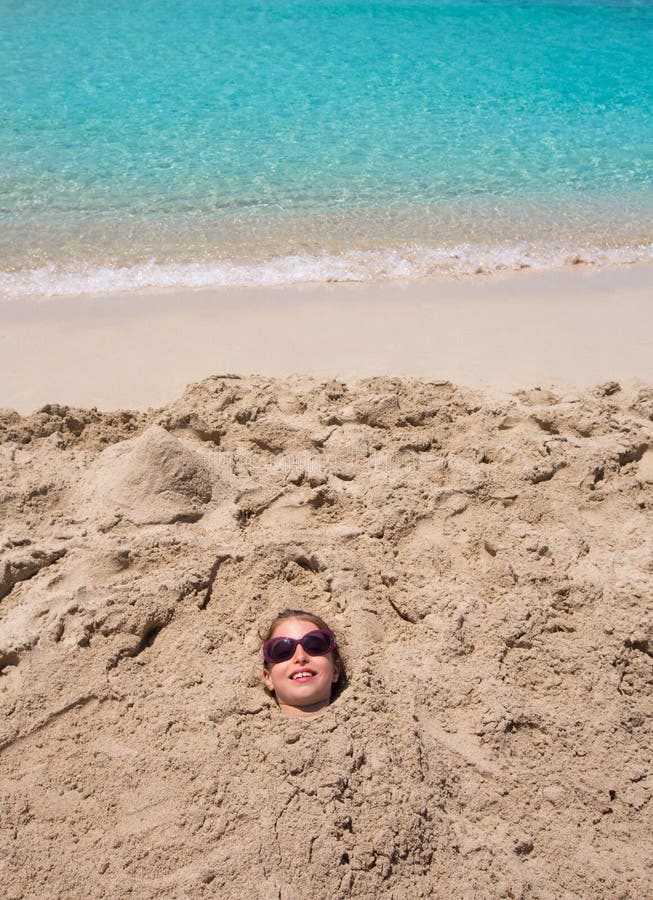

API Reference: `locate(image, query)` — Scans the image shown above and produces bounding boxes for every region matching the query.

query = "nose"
[291,641,309,664]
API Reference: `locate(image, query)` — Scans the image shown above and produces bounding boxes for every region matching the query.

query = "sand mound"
[1,376,652,898]
[78,424,213,526]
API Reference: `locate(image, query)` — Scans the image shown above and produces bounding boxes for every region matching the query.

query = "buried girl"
[262,609,345,718]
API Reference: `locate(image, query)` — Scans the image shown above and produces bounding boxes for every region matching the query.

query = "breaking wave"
[1,242,652,299]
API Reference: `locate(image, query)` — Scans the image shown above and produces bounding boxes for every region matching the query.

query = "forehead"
[270,617,319,639]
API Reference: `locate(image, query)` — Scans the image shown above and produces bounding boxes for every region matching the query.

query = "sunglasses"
[263,628,336,665]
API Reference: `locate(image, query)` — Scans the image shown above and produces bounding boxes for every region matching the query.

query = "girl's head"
[261,609,345,718]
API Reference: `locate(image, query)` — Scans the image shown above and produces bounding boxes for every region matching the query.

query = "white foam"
[1,242,652,299]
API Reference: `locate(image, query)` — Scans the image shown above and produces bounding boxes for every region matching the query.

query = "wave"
[1,242,652,299]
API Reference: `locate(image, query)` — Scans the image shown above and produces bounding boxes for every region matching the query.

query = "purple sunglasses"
[263,628,336,665]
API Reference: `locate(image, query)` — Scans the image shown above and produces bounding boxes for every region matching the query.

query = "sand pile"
[1,375,652,898]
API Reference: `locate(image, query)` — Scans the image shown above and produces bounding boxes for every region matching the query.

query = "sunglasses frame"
[263,628,336,665]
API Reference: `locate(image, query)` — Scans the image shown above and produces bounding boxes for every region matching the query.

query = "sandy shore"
[1,263,652,413]
[1,264,652,897]
[1,372,652,897]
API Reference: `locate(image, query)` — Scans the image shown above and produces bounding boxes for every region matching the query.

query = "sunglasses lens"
[301,631,333,656]
[264,637,296,664]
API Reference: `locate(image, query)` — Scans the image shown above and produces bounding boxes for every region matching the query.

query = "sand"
[1,361,652,896]
[1,263,653,412]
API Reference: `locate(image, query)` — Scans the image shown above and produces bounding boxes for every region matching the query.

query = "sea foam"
[1,243,652,299]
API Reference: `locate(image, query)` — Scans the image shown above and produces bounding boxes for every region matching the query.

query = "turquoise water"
[1,0,652,296]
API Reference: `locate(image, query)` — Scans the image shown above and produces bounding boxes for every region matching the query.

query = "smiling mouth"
[290,671,316,681]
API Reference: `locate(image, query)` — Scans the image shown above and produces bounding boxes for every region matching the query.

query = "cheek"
[323,657,339,682]
[264,662,292,692]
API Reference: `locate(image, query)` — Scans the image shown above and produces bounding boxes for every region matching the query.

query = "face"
[262,617,340,718]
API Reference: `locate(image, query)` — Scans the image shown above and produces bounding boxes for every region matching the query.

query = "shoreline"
[2,239,652,299]
[1,262,652,414]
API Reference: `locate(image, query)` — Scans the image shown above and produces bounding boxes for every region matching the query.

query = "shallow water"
[1,0,652,295]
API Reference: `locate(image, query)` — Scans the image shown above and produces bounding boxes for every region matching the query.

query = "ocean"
[1,0,652,297]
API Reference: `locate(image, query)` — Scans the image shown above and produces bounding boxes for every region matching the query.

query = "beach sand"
[1,266,652,898]
[1,263,652,413]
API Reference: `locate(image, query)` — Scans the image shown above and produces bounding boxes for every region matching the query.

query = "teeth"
[292,672,313,680]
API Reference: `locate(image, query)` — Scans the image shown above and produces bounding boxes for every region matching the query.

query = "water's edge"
[2,240,652,300]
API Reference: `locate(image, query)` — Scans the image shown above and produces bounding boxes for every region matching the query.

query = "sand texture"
[3,264,653,414]
[1,375,652,898]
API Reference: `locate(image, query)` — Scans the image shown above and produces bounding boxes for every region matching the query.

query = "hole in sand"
[0,650,20,674]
